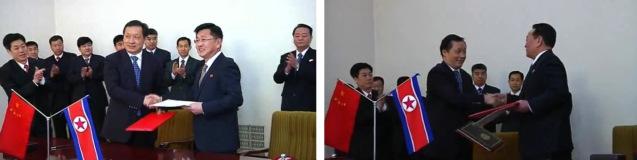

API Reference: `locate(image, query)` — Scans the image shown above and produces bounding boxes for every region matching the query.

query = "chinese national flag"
[325,80,361,153]
[0,91,35,159]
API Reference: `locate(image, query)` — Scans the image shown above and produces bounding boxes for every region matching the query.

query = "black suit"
[45,51,76,138]
[0,58,49,137]
[500,93,521,132]
[473,84,500,132]
[101,50,166,147]
[163,57,202,101]
[67,54,108,133]
[273,48,316,111]
[191,53,243,153]
[417,62,488,160]
[345,88,378,160]
[147,48,171,68]
[518,50,573,159]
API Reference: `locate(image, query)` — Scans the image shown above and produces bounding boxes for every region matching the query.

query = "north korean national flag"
[63,96,104,160]
[390,74,434,154]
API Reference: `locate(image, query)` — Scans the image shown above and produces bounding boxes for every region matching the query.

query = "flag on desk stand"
[63,96,104,160]
[0,91,36,159]
[325,80,362,153]
[389,74,434,154]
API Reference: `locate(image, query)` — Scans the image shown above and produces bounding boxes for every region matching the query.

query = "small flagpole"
[373,99,376,160]
[9,90,74,159]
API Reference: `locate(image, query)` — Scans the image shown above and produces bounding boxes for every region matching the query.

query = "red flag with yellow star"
[0,91,35,159]
[325,80,361,153]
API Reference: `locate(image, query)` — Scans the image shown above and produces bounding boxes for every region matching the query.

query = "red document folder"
[126,112,176,132]
[468,102,519,120]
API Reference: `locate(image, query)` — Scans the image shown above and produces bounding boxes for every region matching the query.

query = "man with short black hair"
[513,23,573,160]
[471,63,500,132]
[45,35,76,139]
[102,20,166,147]
[144,28,171,68]
[163,37,201,101]
[273,23,316,111]
[186,22,243,153]
[417,34,504,160]
[0,33,49,138]
[500,71,524,132]
[67,36,108,133]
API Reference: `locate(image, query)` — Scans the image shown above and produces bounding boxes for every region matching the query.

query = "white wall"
[328,0,637,159]
[1,0,315,148]
[0,0,56,129]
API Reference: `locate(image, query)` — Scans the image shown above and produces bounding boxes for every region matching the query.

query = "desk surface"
[2,138,267,160]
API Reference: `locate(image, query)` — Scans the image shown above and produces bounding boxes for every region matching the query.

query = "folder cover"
[126,112,176,132]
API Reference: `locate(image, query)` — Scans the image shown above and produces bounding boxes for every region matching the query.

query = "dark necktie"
[84,58,90,66]
[180,59,185,68]
[23,64,29,72]
[477,87,483,95]
[199,64,208,86]
[55,56,60,62]
[131,56,141,88]
[296,52,303,65]
[454,70,463,93]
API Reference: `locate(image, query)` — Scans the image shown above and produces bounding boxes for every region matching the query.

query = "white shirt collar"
[532,50,548,65]
[145,48,156,53]
[296,47,309,57]
[127,51,143,67]
[16,60,29,70]
[446,63,459,72]
[510,90,521,96]
[54,53,63,59]
[474,84,485,90]
[203,51,222,73]
[179,56,190,64]
[82,55,92,60]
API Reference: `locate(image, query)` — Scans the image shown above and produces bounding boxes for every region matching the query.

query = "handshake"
[143,94,162,109]
[483,93,507,107]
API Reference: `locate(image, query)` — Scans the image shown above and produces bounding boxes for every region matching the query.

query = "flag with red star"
[325,79,362,153]
[389,74,433,154]
[0,91,36,159]
[63,96,103,160]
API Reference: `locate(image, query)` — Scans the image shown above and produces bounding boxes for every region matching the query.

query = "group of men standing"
[338,23,573,160]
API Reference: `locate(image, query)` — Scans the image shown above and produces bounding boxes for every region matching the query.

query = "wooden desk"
[3,138,267,160]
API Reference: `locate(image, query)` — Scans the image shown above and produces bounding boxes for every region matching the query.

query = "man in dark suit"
[101,20,165,147]
[273,24,316,111]
[471,63,501,132]
[343,62,376,160]
[500,71,524,132]
[163,37,201,101]
[417,34,504,160]
[45,35,76,139]
[67,37,108,133]
[144,28,171,68]
[186,23,243,153]
[512,23,573,160]
[0,33,49,138]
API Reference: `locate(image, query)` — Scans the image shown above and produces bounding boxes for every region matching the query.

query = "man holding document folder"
[511,23,573,160]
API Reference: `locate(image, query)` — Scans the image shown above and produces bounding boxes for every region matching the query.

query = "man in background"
[273,24,316,112]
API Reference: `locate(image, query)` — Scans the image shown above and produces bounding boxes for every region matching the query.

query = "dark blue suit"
[191,53,243,153]
[519,50,572,159]
[101,50,166,145]
[273,48,316,111]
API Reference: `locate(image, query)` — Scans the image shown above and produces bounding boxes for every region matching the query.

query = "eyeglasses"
[194,38,215,43]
